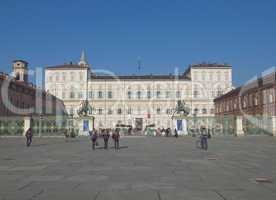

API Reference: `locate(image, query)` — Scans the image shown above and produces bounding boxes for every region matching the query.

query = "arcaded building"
[0,60,66,117]
[214,71,276,136]
[0,60,67,136]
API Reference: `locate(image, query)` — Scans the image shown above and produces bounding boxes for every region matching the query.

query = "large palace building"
[45,51,233,130]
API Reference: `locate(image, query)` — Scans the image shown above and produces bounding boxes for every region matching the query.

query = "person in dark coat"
[174,128,178,138]
[112,129,120,150]
[25,127,33,147]
[200,126,208,150]
[91,129,98,150]
[165,128,169,137]
[103,129,110,149]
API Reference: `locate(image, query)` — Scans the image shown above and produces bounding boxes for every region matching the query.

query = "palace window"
[156,108,161,114]
[98,108,103,115]
[176,91,181,98]
[78,92,83,99]
[70,108,74,115]
[147,91,151,99]
[202,108,207,114]
[70,91,75,99]
[166,91,170,98]
[127,91,132,99]
[88,91,93,99]
[108,91,112,99]
[156,91,161,98]
[98,91,103,99]
[117,108,122,115]
[127,107,132,114]
[137,91,141,99]
[108,109,112,115]
[166,108,171,114]
[193,90,199,98]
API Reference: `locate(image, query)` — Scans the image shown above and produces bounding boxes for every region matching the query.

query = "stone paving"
[0,136,276,200]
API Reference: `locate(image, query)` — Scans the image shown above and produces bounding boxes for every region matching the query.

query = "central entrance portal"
[135,118,143,131]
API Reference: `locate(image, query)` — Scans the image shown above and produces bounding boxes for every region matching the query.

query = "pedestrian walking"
[103,129,110,149]
[90,129,98,150]
[165,128,169,137]
[25,127,33,147]
[200,126,208,150]
[174,128,178,138]
[112,129,120,150]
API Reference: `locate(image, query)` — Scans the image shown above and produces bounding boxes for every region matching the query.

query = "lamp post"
[39,114,43,137]
[193,108,198,134]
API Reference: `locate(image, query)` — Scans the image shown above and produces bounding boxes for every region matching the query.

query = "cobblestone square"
[0,136,275,200]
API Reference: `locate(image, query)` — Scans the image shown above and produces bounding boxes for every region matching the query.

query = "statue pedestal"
[77,116,94,136]
[23,116,31,136]
[174,117,188,135]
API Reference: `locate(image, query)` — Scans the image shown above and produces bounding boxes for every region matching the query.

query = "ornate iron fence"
[0,117,24,136]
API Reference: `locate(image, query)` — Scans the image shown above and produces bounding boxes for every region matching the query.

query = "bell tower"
[78,50,89,67]
[12,60,28,82]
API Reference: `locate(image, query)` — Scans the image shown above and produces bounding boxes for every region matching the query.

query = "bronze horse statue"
[172,100,190,119]
[77,100,93,117]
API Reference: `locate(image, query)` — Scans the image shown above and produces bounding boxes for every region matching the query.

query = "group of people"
[24,126,209,151]
[89,128,120,150]
[155,128,179,137]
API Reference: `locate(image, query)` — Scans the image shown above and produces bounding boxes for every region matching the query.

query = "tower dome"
[12,60,28,82]
[78,50,89,67]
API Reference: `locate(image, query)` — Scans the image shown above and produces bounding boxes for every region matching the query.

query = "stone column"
[271,116,276,136]
[23,116,31,136]
[236,116,244,136]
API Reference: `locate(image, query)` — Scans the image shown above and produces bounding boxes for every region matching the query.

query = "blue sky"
[0,0,276,86]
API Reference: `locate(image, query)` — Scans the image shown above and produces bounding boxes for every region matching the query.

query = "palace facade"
[45,51,233,130]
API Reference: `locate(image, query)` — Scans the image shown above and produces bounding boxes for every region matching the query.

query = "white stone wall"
[191,67,232,117]
[45,66,232,130]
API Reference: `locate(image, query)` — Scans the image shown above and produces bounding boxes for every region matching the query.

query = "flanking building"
[45,51,233,131]
[214,71,276,136]
[0,60,67,136]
